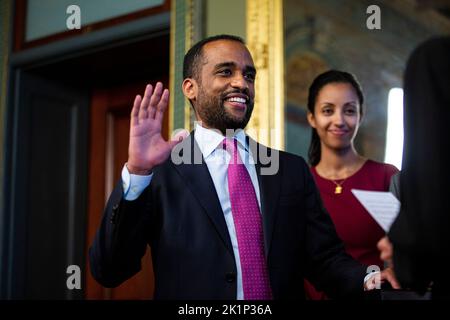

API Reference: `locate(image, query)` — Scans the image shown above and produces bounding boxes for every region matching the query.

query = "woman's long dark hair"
[307,70,364,166]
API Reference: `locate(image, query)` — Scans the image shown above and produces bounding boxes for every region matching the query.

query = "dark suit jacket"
[90,134,367,299]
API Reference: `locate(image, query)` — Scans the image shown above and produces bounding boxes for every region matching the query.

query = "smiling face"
[182,39,256,134]
[307,82,362,152]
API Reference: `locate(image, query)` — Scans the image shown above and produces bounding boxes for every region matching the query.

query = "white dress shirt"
[121,123,261,300]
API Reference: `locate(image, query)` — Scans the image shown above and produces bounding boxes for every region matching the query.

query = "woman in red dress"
[304,70,398,299]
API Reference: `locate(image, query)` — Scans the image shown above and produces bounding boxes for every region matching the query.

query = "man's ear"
[182,78,197,101]
[307,111,316,128]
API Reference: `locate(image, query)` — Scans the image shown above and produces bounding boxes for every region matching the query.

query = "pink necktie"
[223,138,273,300]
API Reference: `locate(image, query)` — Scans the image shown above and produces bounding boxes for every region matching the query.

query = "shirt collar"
[194,122,249,159]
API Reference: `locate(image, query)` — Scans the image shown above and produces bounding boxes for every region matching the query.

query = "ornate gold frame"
[169,0,194,134]
[246,0,285,150]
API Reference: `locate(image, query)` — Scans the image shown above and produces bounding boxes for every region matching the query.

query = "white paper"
[351,189,400,232]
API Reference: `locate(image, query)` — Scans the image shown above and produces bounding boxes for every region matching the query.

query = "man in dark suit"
[90,34,397,299]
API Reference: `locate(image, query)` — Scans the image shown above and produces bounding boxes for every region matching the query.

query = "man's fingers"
[155,89,169,123]
[149,82,163,119]
[382,269,401,289]
[131,95,141,126]
[388,276,401,290]
[139,84,153,119]
[132,82,167,128]
[168,129,189,149]
[171,129,189,141]
[380,250,392,262]
[377,236,387,250]
[377,236,393,266]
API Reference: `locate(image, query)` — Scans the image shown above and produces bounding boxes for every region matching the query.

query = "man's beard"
[195,87,254,135]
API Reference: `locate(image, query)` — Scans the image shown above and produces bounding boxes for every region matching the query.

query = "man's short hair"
[183,34,245,81]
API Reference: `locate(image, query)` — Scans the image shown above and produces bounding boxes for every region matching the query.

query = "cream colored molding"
[169,0,198,134]
[169,0,176,135]
[246,0,285,150]
[184,0,194,131]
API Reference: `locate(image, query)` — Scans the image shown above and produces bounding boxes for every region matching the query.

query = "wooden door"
[7,72,89,299]
[86,78,169,299]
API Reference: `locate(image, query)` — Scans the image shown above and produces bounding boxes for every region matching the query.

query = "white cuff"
[364,271,381,290]
[121,164,153,201]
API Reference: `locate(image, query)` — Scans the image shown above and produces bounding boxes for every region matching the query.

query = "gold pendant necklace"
[332,179,346,194]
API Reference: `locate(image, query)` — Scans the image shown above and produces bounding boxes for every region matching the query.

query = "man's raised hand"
[127,82,185,175]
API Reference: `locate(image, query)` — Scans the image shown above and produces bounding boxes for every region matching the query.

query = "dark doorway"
[4,29,170,299]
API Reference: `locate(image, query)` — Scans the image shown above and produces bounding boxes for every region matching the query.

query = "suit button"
[110,204,119,224]
[225,272,236,283]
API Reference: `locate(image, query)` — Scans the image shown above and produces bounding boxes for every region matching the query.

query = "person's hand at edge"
[127,82,187,175]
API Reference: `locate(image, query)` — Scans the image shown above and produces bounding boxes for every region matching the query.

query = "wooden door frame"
[1,9,170,299]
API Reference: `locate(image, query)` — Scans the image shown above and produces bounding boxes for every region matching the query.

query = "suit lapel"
[253,141,281,257]
[172,134,234,256]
